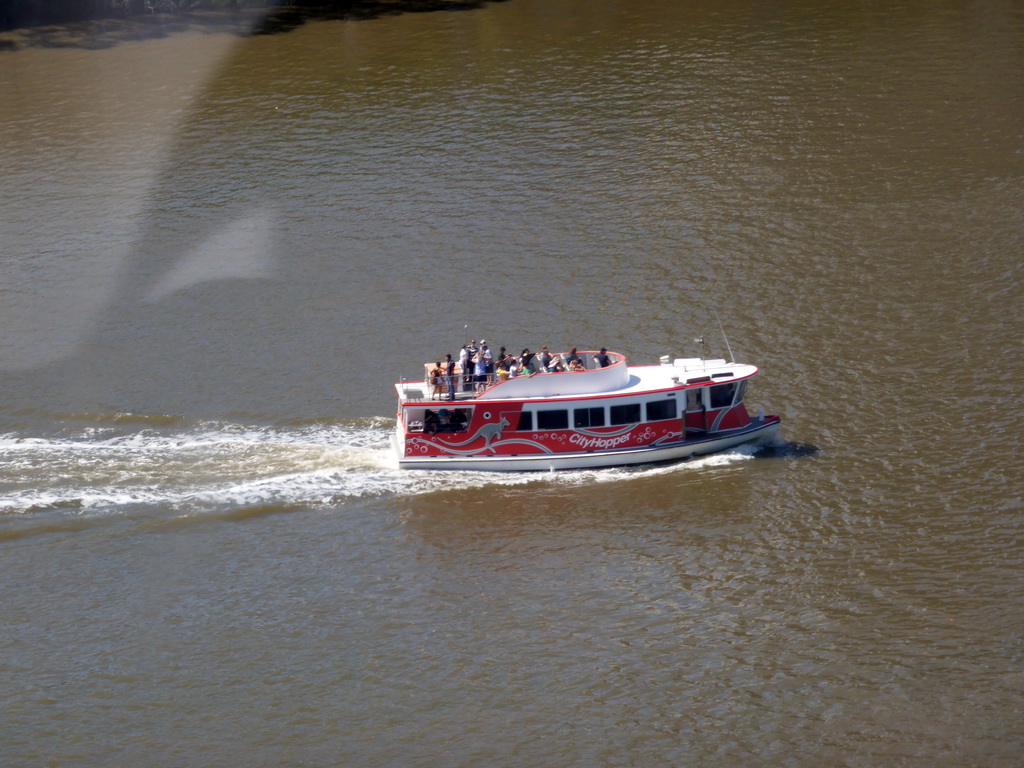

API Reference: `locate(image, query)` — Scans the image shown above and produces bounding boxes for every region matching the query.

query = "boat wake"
[0,416,766,521]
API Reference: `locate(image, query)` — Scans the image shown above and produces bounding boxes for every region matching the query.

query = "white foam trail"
[0,419,760,516]
[0,421,393,514]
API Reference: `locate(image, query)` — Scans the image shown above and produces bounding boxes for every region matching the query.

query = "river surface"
[1,1,1022,765]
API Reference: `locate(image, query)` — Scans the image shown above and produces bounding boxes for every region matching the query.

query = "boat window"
[405,409,426,433]
[424,408,471,433]
[735,380,747,404]
[709,383,737,409]
[686,389,703,412]
[574,407,605,428]
[516,411,533,431]
[537,409,569,430]
[451,409,470,432]
[645,399,676,422]
[609,402,641,426]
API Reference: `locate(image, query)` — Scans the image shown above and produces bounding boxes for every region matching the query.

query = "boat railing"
[399,352,628,404]
[477,352,628,400]
[397,378,482,403]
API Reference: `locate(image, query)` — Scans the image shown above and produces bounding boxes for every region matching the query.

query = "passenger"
[569,357,585,372]
[480,342,494,383]
[520,348,535,373]
[474,347,489,390]
[444,353,457,400]
[429,361,445,399]
[509,358,521,377]
[539,346,552,372]
[459,344,471,391]
[566,346,581,368]
[595,347,611,368]
[464,339,478,391]
[548,355,565,373]
[496,357,511,380]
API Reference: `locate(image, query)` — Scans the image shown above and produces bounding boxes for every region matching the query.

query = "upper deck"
[396,351,758,405]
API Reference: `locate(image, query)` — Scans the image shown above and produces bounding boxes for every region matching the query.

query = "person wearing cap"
[473,344,491,390]
[595,347,611,368]
[480,343,494,385]
[495,355,510,381]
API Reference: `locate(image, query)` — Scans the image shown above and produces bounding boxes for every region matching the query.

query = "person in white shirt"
[459,344,471,391]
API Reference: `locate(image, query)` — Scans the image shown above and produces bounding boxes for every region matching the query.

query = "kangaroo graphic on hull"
[441,417,510,453]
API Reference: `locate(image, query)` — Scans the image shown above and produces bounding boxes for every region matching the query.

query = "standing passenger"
[595,347,611,368]
[459,344,470,391]
[444,353,456,400]
[480,342,493,385]
[464,340,477,391]
[473,348,489,390]
[429,362,444,399]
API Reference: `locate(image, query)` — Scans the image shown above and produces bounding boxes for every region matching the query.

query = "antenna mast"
[713,309,735,363]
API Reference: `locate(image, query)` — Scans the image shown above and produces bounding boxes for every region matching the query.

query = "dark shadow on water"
[0,1,508,51]
[754,441,820,459]
[254,0,507,36]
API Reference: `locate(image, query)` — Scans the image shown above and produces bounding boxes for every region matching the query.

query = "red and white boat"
[393,350,780,471]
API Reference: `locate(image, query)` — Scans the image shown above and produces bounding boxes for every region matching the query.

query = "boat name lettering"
[569,431,632,450]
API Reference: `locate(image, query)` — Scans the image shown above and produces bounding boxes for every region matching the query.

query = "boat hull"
[394,416,780,472]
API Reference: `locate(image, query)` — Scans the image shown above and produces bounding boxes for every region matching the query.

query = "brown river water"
[1,1,1021,765]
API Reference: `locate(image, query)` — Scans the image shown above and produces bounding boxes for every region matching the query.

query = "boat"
[392,349,780,471]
